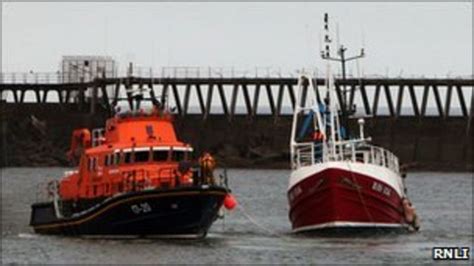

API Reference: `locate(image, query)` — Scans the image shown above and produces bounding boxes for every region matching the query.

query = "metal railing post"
[351,142,355,162]
[380,148,385,167]
[296,149,300,168]
[370,146,375,165]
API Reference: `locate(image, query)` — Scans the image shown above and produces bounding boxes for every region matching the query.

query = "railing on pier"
[0,67,312,84]
[1,74,473,121]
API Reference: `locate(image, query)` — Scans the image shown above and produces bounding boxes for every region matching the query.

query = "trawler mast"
[320,13,365,136]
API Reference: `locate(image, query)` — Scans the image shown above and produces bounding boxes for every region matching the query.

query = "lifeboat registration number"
[130,202,152,214]
[371,181,391,197]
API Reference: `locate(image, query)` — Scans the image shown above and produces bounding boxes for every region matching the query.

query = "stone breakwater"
[1,103,472,171]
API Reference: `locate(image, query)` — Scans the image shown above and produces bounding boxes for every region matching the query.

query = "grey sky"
[2,2,472,77]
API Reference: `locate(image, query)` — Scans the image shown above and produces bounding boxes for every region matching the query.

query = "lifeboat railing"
[293,139,400,174]
[216,168,230,189]
[118,164,222,193]
[121,169,152,192]
[51,181,64,218]
[35,180,64,218]
[156,167,176,187]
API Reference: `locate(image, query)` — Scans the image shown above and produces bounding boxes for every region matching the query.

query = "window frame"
[113,151,121,165]
[134,148,151,163]
[123,148,133,164]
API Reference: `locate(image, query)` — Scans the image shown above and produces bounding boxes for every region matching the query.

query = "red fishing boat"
[288,73,420,234]
[288,14,419,233]
[30,101,236,238]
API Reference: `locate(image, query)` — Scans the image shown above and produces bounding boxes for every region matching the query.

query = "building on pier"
[61,55,117,102]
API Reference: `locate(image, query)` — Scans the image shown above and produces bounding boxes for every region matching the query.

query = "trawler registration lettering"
[371,181,391,197]
[289,186,303,202]
[131,202,152,214]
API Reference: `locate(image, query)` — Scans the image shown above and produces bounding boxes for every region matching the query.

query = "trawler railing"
[292,140,400,174]
[293,142,318,168]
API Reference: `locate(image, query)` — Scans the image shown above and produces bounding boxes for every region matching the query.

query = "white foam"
[18,233,37,239]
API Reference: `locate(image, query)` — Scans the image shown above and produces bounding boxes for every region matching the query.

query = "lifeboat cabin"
[61,111,197,200]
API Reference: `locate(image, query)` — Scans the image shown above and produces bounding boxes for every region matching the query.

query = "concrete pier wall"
[1,103,472,171]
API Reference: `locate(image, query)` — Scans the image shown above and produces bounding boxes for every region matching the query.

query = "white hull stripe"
[293,221,409,233]
[289,161,405,197]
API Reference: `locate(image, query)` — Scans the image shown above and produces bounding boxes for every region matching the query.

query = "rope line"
[236,204,292,240]
[237,205,279,237]
[346,161,375,224]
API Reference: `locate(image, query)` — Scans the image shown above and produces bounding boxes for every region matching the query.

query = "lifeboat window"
[153,151,169,161]
[113,152,120,165]
[105,154,111,166]
[124,152,132,164]
[171,151,186,162]
[88,157,98,171]
[135,151,150,163]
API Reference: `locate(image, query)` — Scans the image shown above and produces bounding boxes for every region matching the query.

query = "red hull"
[288,167,407,232]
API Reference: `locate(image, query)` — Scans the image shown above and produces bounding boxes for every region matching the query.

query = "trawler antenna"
[320,13,365,138]
[336,22,340,56]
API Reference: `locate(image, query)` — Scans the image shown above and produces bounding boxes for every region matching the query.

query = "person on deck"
[312,129,325,142]
[312,129,325,162]
[199,152,216,185]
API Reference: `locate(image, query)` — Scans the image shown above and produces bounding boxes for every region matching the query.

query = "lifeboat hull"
[288,162,409,233]
[30,186,227,238]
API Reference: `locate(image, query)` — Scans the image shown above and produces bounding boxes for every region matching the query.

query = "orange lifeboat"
[30,104,232,238]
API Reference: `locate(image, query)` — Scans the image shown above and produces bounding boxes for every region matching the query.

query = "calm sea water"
[1,168,472,264]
